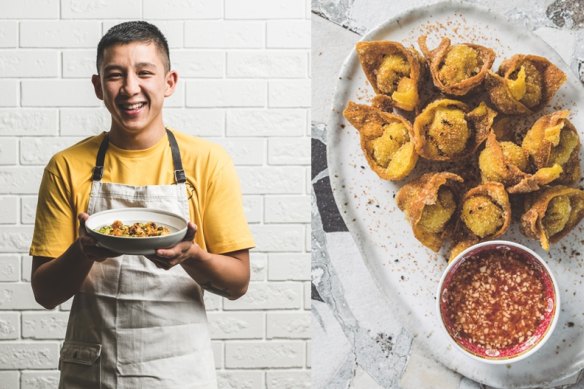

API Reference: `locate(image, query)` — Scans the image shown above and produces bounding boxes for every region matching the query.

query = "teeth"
[121,102,145,110]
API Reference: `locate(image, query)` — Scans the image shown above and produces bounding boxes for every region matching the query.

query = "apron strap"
[166,128,187,184]
[92,130,187,184]
[92,133,109,181]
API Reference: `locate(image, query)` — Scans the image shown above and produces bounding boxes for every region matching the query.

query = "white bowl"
[437,240,560,364]
[85,208,188,255]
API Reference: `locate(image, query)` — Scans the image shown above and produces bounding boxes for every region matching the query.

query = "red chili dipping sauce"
[440,245,556,357]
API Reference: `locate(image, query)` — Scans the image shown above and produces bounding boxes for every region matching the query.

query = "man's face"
[92,42,177,135]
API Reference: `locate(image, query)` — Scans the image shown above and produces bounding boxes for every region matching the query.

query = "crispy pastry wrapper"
[485,54,566,115]
[396,172,464,252]
[521,186,584,251]
[418,36,495,96]
[479,132,562,193]
[522,110,581,185]
[491,115,516,141]
[448,182,511,261]
[412,99,496,161]
[356,41,424,111]
[448,238,480,263]
[342,101,419,180]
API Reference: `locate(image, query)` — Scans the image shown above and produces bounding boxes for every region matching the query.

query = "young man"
[29,21,254,388]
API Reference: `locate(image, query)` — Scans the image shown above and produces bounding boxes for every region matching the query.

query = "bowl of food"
[85,208,188,255]
[437,240,560,364]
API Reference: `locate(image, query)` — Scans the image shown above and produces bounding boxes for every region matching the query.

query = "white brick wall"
[0,1,310,387]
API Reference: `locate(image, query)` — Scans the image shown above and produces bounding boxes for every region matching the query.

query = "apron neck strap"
[166,128,186,184]
[92,133,110,181]
[92,129,187,184]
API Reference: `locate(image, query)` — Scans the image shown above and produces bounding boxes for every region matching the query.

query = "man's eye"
[106,73,122,79]
[139,71,153,76]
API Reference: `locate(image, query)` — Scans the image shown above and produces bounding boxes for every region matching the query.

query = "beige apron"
[58,130,217,389]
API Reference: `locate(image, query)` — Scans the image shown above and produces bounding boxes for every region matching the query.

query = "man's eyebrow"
[136,62,157,68]
[102,62,157,72]
[103,64,124,72]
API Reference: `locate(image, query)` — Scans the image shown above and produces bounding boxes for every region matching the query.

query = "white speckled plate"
[327,2,584,388]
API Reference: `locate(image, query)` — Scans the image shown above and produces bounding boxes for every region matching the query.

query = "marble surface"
[311,0,584,388]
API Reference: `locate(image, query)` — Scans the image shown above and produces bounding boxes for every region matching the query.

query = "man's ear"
[91,74,104,100]
[164,70,178,98]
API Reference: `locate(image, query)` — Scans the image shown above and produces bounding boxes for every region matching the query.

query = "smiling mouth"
[119,102,147,112]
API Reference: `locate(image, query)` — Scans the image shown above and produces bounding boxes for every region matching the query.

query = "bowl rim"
[86,208,188,240]
[436,240,560,364]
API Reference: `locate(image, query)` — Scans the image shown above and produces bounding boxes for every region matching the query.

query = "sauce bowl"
[437,240,560,364]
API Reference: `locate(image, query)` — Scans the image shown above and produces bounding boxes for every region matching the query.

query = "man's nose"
[121,73,140,95]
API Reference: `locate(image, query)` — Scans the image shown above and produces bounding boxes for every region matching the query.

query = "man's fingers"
[183,222,197,242]
[78,212,89,225]
[78,213,90,237]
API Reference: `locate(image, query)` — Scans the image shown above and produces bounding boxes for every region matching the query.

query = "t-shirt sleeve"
[202,149,255,254]
[29,158,76,259]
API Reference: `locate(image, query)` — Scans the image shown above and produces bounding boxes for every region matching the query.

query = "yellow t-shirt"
[29,129,255,258]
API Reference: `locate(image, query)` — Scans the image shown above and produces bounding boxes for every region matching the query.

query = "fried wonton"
[448,182,512,260]
[491,116,516,141]
[521,186,584,251]
[485,54,566,115]
[412,99,496,161]
[522,110,581,184]
[479,132,562,193]
[396,172,464,251]
[418,36,495,96]
[343,101,418,180]
[356,41,424,111]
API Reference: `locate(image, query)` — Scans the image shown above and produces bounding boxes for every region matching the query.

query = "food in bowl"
[97,220,171,237]
[438,241,559,363]
[85,208,188,255]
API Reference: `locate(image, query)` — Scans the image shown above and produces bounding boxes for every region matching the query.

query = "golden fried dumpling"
[521,186,584,251]
[457,181,511,243]
[485,54,566,115]
[522,110,580,184]
[343,101,418,180]
[447,182,511,261]
[356,41,424,111]
[412,99,496,161]
[479,132,562,193]
[418,36,495,96]
[491,116,516,141]
[396,172,464,251]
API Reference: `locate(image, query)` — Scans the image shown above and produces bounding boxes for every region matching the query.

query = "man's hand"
[145,221,250,300]
[77,213,120,262]
[145,222,202,270]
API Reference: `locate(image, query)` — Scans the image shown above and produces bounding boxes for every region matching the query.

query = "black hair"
[96,21,170,73]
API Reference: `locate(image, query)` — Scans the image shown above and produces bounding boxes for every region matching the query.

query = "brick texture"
[20,371,60,389]
[0,81,18,106]
[267,370,311,389]
[0,342,59,369]
[0,255,20,281]
[0,371,18,388]
[225,341,305,368]
[0,3,310,386]
[0,22,18,48]
[185,21,264,48]
[217,370,264,389]
[0,140,19,165]
[0,312,19,339]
